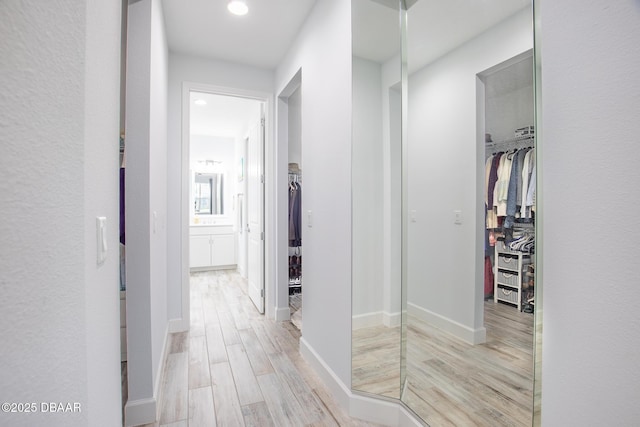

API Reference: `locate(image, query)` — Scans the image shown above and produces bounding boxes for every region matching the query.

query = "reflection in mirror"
[351,0,403,400]
[351,0,539,425]
[194,172,224,215]
[404,1,535,424]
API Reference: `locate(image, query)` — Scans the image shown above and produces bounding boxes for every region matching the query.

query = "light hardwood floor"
[141,270,383,427]
[353,302,534,427]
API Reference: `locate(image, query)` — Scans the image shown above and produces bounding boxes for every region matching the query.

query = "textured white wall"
[276,0,353,385]
[166,53,274,323]
[539,0,640,424]
[0,1,121,426]
[352,56,385,320]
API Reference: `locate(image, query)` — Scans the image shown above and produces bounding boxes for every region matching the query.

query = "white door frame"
[179,82,274,329]
[274,69,302,322]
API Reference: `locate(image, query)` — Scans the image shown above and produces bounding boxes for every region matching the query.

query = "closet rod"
[486,134,534,149]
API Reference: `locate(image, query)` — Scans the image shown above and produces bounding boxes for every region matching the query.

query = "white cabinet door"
[190,235,212,268]
[211,234,236,267]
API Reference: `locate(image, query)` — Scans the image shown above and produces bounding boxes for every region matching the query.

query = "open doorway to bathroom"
[185,89,266,314]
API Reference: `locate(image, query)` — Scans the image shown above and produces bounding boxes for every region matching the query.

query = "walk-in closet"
[351,1,539,425]
[286,85,303,330]
[481,52,536,315]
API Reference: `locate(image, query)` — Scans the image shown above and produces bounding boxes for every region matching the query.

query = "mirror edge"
[532,0,543,425]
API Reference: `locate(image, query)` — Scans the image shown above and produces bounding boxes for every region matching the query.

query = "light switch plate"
[97,216,107,264]
[454,210,462,225]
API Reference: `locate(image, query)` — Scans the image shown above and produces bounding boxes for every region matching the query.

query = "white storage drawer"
[494,239,531,311]
[496,285,519,304]
[496,270,519,287]
[497,253,519,270]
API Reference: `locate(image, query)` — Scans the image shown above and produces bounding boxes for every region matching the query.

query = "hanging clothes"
[484,256,494,298]
[504,149,523,229]
[485,144,535,229]
[521,149,535,219]
[495,151,514,217]
[486,153,502,229]
[288,179,302,247]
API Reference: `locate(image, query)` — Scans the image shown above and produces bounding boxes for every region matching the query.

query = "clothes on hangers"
[485,153,502,229]
[521,149,535,219]
[509,232,535,252]
[485,146,535,229]
[288,175,302,247]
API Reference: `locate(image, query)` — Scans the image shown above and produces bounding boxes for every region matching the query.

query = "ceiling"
[167,0,531,138]
[162,0,530,72]
[162,0,317,69]
[352,0,532,72]
[189,91,262,138]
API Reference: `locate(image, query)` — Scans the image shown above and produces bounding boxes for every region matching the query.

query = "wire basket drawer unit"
[497,253,521,271]
[496,270,519,287]
[496,285,519,304]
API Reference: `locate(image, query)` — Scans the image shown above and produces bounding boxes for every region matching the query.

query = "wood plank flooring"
[143,270,383,427]
[352,302,534,427]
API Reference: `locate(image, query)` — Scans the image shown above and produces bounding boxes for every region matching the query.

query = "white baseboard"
[124,397,157,427]
[299,338,423,426]
[124,323,170,427]
[383,311,401,328]
[352,311,383,330]
[275,306,290,322]
[407,302,486,345]
[168,317,188,333]
[352,311,401,330]
[154,325,170,419]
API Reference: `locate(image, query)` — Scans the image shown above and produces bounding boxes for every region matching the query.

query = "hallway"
[143,270,380,427]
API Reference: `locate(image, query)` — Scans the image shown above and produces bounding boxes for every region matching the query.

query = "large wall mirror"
[351,0,540,425]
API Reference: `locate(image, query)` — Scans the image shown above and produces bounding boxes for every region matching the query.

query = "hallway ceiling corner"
[161,0,317,69]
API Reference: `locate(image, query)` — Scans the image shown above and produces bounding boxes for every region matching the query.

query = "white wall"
[382,63,403,327]
[287,86,303,166]
[539,1,640,425]
[276,0,353,386]
[405,9,533,341]
[0,1,122,426]
[484,56,534,143]
[166,53,274,323]
[124,0,169,423]
[84,0,125,425]
[352,56,385,325]
[149,0,169,402]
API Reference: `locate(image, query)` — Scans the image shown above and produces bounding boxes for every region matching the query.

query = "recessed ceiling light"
[228,0,248,16]
[194,99,207,106]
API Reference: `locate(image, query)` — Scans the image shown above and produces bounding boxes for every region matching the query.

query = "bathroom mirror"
[351,0,539,425]
[193,172,225,215]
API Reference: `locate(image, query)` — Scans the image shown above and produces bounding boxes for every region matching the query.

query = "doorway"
[182,84,267,322]
[277,72,303,329]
